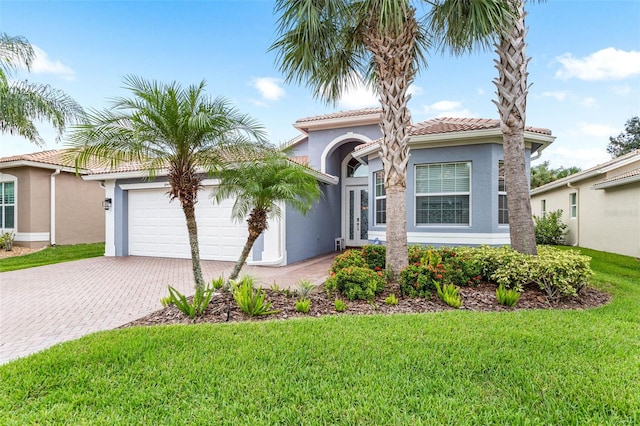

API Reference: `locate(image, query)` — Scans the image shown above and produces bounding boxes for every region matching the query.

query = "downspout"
[50,168,61,246]
[567,182,579,247]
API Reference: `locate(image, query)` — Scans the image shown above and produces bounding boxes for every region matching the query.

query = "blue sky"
[2,0,639,169]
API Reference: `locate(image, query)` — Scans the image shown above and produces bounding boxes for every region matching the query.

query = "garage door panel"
[128,188,248,261]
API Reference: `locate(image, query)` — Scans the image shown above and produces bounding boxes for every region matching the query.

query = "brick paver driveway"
[0,254,332,365]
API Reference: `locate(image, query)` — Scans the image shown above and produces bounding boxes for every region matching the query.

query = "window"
[0,180,16,230]
[570,193,577,218]
[415,162,470,225]
[347,157,368,177]
[498,161,508,225]
[374,170,386,225]
[541,199,547,216]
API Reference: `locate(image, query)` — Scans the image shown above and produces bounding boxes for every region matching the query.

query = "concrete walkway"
[0,254,334,365]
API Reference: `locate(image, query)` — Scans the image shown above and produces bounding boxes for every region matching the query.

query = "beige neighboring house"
[0,150,105,249]
[530,150,640,258]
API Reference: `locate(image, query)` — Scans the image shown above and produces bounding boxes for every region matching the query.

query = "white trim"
[15,232,49,242]
[119,179,220,191]
[368,230,510,245]
[104,180,116,257]
[50,169,61,245]
[294,112,381,133]
[0,173,17,232]
[320,132,372,174]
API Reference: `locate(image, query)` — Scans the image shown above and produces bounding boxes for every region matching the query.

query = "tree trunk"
[181,203,205,290]
[364,9,417,277]
[228,207,268,282]
[493,0,537,255]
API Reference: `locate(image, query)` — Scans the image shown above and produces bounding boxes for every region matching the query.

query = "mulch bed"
[121,282,611,328]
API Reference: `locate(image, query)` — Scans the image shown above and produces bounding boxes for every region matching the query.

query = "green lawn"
[0,247,638,425]
[0,242,104,272]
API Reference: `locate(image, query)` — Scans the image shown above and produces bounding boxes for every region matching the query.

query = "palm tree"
[212,151,322,281]
[0,33,83,145]
[271,0,511,276]
[70,76,267,290]
[492,0,537,254]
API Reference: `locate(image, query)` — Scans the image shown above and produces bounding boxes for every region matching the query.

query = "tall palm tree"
[212,151,322,281]
[70,76,267,290]
[0,33,83,145]
[492,0,537,254]
[272,0,511,276]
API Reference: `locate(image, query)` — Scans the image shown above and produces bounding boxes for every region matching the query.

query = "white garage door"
[128,188,248,261]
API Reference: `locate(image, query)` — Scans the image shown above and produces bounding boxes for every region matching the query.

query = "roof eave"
[592,174,640,190]
[0,160,85,174]
[293,112,381,133]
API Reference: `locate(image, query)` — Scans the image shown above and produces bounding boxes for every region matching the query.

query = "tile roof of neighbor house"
[353,117,552,152]
[295,108,382,124]
[531,149,640,194]
[0,149,75,167]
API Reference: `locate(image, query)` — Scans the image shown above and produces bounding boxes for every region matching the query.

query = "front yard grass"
[0,242,104,272]
[0,247,638,424]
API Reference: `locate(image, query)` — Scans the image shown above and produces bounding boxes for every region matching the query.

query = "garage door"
[128,188,248,261]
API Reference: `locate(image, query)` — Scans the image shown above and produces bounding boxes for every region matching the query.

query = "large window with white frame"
[415,162,471,225]
[374,170,386,225]
[0,177,16,230]
[498,160,508,225]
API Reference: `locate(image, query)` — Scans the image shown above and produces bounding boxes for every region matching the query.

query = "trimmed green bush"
[361,244,386,270]
[534,209,568,245]
[329,249,366,273]
[325,266,386,301]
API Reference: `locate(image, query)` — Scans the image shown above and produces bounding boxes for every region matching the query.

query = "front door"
[346,186,369,247]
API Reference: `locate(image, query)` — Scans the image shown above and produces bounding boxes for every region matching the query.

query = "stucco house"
[530,149,640,258]
[0,150,105,248]
[87,108,554,265]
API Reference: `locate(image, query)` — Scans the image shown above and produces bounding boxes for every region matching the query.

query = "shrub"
[325,266,386,301]
[384,293,398,305]
[329,249,366,274]
[296,279,316,299]
[533,246,593,300]
[534,209,568,245]
[167,284,215,319]
[295,298,311,314]
[496,284,521,307]
[334,299,347,312]
[408,244,430,264]
[434,281,462,308]
[398,264,437,297]
[233,276,279,317]
[361,244,386,270]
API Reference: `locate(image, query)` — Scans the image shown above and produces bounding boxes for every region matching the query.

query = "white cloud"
[579,97,597,107]
[477,87,485,96]
[612,85,632,96]
[538,146,607,170]
[251,77,285,101]
[577,122,620,138]
[541,91,570,101]
[407,84,423,97]
[555,47,640,81]
[419,100,475,118]
[338,79,378,109]
[30,45,75,80]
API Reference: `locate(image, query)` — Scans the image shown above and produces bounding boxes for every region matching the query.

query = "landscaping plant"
[296,279,316,299]
[334,299,347,312]
[384,294,398,306]
[167,284,215,319]
[360,244,386,271]
[325,266,386,301]
[496,284,521,307]
[329,249,366,274]
[295,298,311,314]
[534,209,568,245]
[434,281,462,308]
[233,276,279,317]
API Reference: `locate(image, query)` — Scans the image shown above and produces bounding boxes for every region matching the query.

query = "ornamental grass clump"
[334,299,347,312]
[232,276,279,317]
[167,284,215,319]
[295,298,311,314]
[496,284,521,307]
[434,281,462,308]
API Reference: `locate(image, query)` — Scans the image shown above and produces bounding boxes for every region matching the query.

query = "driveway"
[0,254,333,365]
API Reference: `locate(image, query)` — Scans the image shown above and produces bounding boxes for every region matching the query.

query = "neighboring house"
[0,150,106,248]
[530,150,640,258]
[88,108,554,265]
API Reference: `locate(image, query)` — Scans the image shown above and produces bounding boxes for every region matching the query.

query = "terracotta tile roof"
[597,167,640,185]
[354,117,552,151]
[295,108,382,124]
[288,155,310,166]
[0,149,76,167]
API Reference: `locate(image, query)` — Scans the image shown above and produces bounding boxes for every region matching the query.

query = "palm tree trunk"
[181,203,205,290]
[228,208,268,281]
[364,9,417,277]
[493,0,537,255]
